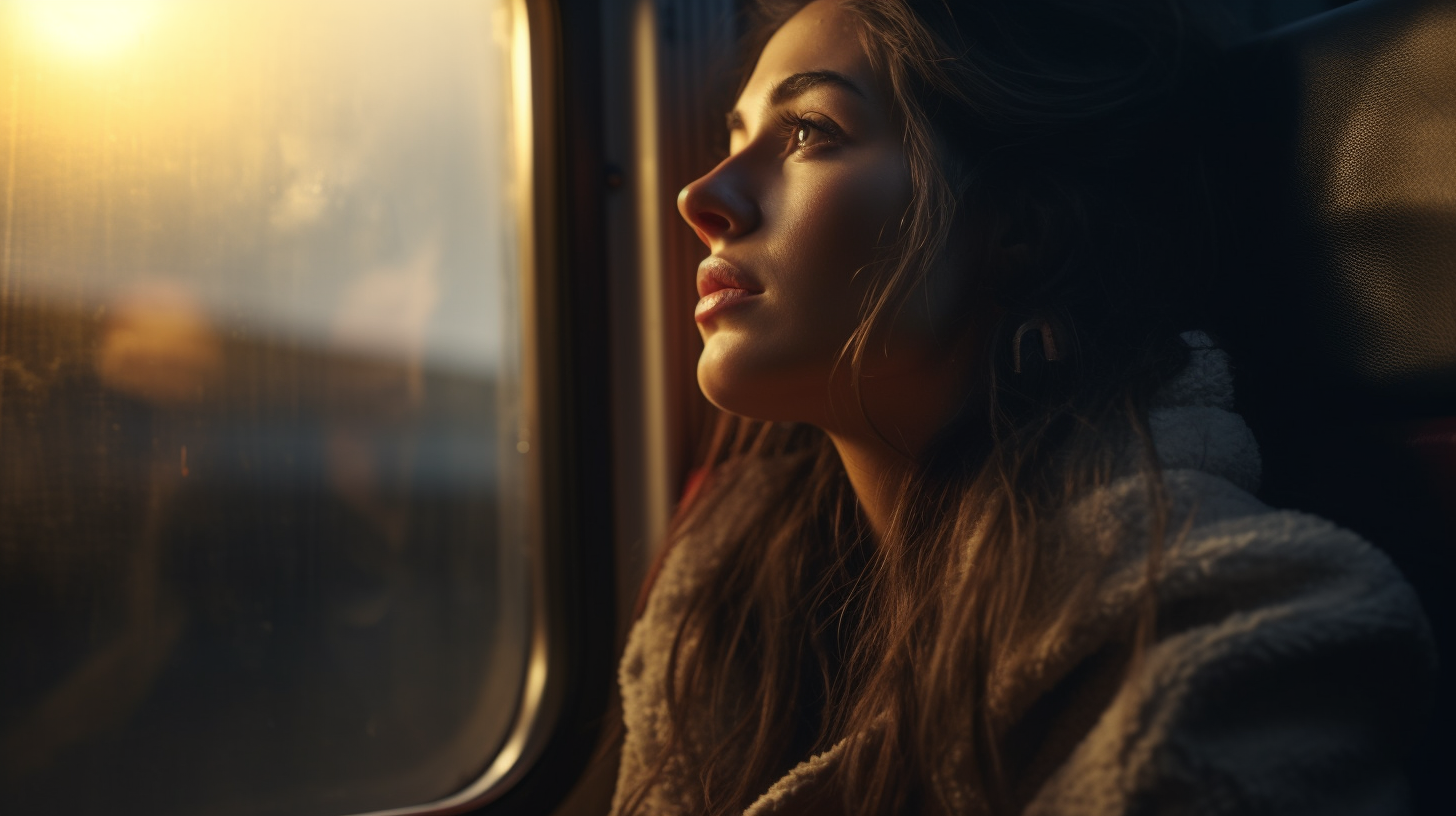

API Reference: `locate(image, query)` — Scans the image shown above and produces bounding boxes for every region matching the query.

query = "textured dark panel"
[1215,0,1456,414]
[1209,5,1456,814]
[1296,0,1456,395]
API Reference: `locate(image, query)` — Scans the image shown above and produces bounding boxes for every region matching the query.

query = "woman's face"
[680,0,972,435]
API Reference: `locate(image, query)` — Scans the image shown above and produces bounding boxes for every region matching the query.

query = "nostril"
[696,211,731,235]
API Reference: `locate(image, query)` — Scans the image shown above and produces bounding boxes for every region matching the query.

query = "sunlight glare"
[17,0,159,59]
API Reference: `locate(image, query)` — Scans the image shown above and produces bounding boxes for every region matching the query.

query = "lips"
[696,257,762,298]
[695,257,763,323]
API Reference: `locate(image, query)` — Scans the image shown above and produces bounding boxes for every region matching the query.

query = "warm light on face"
[17,0,158,59]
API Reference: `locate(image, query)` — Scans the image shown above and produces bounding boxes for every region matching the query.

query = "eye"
[784,113,842,155]
[794,121,820,148]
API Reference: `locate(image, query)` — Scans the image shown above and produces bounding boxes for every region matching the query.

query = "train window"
[0,1,552,814]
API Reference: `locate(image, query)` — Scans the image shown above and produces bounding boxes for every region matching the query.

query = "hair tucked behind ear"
[617,2,1218,814]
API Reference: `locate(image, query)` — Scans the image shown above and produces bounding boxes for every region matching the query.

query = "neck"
[825,430,917,543]
[820,362,982,542]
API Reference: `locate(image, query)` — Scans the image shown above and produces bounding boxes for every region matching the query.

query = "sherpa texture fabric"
[611,333,1435,815]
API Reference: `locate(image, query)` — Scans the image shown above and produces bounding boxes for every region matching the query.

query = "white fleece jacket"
[612,333,1435,815]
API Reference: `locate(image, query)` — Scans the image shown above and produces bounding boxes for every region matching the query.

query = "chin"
[697,356,766,420]
[696,344,810,424]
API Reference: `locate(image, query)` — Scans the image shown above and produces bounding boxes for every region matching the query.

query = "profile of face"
[679,0,977,441]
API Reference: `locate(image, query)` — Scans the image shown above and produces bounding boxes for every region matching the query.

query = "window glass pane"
[0,2,532,814]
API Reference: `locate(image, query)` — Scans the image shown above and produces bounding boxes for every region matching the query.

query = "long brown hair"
[618,1,1218,813]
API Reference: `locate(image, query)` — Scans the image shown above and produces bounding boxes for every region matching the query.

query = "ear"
[990,177,1062,278]
[986,190,1039,278]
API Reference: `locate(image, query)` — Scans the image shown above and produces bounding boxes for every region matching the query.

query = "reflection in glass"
[0,2,532,814]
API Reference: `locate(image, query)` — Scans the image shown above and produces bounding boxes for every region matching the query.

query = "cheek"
[780,157,910,275]
[769,156,912,332]
[698,152,913,422]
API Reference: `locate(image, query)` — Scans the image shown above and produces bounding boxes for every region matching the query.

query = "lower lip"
[694,288,759,322]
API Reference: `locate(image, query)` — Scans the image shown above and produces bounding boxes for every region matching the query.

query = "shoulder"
[1012,332,1435,813]
[1024,470,1436,815]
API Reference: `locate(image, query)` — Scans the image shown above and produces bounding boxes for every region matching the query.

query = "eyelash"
[777,112,842,156]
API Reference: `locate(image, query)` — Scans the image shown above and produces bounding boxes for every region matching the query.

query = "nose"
[677,158,758,247]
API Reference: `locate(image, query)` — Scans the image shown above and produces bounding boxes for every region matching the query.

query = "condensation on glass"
[0,2,534,814]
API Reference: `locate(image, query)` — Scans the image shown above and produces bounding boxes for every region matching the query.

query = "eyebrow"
[726,70,867,131]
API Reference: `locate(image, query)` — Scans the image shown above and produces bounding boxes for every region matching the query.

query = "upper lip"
[696,257,763,299]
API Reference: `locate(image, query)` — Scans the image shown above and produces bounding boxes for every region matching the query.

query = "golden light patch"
[16,0,159,60]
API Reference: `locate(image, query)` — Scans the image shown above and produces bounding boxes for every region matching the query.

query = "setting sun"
[16,0,158,59]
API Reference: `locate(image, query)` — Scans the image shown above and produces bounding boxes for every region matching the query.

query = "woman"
[613,1,1434,814]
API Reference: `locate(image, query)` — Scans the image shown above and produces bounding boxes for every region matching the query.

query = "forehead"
[737,0,878,110]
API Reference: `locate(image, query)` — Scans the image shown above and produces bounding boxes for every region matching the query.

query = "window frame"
[449,0,618,813]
